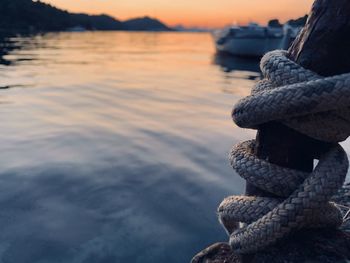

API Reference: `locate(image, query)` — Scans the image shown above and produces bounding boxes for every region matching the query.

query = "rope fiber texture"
[218,50,350,254]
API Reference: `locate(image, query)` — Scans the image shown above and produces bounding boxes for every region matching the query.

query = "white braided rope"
[218,50,349,254]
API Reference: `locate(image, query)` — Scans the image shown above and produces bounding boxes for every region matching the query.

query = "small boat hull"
[216,37,283,57]
[213,23,301,57]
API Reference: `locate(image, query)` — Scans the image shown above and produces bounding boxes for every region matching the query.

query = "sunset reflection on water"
[0,31,303,262]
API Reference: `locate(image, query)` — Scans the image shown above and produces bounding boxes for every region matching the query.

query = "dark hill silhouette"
[0,0,72,31]
[71,14,124,31]
[0,0,171,32]
[124,16,172,31]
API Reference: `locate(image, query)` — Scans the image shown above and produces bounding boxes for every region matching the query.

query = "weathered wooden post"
[254,0,350,191]
[192,0,350,262]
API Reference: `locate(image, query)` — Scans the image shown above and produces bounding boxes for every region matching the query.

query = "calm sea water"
[0,32,347,263]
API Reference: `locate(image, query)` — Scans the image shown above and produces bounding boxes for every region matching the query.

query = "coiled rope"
[218,50,350,254]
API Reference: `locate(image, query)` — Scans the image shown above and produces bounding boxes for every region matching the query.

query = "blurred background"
[1,1,348,263]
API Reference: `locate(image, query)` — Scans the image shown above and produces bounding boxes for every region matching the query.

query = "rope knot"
[233,50,350,142]
[219,50,349,254]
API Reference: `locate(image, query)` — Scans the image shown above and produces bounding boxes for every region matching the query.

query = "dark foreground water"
[0,32,347,263]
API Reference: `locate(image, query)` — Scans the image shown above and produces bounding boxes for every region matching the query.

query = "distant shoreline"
[0,1,306,35]
[0,0,173,34]
[0,30,211,38]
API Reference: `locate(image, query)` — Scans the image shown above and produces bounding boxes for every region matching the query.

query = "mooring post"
[252,0,350,197]
[247,1,350,261]
[192,0,350,262]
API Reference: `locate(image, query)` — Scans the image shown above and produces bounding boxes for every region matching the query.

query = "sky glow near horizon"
[42,0,314,28]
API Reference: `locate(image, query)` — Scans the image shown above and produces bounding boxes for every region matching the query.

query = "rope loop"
[219,50,349,254]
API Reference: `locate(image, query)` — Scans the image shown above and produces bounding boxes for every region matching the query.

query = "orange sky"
[42,0,314,28]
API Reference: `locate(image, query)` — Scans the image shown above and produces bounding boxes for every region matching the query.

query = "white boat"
[213,23,301,57]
